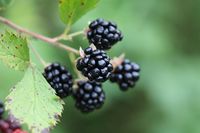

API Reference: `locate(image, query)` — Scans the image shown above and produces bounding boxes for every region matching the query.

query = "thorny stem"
[0,16,79,55]
[29,44,47,67]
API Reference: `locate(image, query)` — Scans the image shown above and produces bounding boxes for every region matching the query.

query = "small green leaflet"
[0,31,30,71]
[59,0,100,26]
[6,65,64,133]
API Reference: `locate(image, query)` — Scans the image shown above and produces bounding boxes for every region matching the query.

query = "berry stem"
[63,25,71,35]
[0,16,79,55]
[68,30,85,39]
[51,26,71,41]
[29,44,47,67]
[110,53,125,69]
[53,30,85,41]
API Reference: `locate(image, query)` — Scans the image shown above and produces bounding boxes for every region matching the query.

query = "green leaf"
[0,31,30,71]
[5,65,64,133]
[59,0,100,26]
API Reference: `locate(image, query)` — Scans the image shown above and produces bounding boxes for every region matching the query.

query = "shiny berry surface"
[73,81,105,113]
[77,47,113,82]
[43,63,73,98]
[87,18,123,50]
[110,59,140,91]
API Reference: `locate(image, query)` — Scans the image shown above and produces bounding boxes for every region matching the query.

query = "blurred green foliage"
[0,0,200,133]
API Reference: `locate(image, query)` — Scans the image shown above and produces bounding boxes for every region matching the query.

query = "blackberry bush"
[110,59,140,91]
[0,0,141,132]
[43,63,73,98]
[76,47,113,82]
[73,81,105,113]
[87,18,123,50]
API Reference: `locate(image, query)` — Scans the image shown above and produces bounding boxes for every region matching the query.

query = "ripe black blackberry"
[76,47,113,82]
[0,101,4,118]
[43,63,73,98]
[73,81,105,113]
[110,59,140,91]
[87,18,123,50]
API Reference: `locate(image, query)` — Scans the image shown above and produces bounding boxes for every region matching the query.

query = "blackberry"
[0,120,11,133]
[73,81,105,113]
[43,63,73,98]
[0,101,4,118]
[87,18,123,50]
[0,118,21,133]
[76,47,113,82]
[110,59,140,91]
[5,117,21,131]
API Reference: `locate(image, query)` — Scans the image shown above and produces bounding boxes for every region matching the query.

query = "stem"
[29,44,47,67]
[69,53,83,79]
[0,16,79,55]
[53,30,84,41]
[63,26,71,35]
[68,30,84,39]
[52,26,71,41]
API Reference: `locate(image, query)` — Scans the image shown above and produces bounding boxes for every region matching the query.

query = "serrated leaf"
[59,0,100,26]
[6,65,64,133]
[0,31,30,71]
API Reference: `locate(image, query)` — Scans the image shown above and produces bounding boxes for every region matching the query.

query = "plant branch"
[0,16,79,55]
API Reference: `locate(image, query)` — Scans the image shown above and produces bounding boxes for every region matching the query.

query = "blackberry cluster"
[76,47,113,82]
[110,59,140,91]
[87,18,123,50]
[43,63,73,98]
[73,81,105,113]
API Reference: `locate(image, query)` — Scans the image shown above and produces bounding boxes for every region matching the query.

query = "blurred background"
[0,0,200,133]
